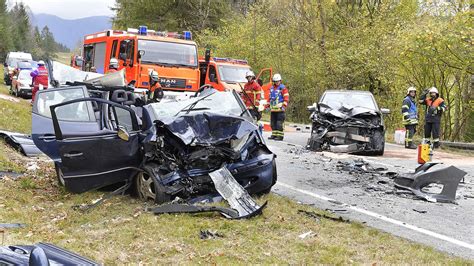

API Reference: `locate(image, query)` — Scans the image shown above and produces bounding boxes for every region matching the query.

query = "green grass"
[0,64,471,264]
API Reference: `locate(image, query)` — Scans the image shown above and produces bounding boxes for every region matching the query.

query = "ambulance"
[82,26,199,97]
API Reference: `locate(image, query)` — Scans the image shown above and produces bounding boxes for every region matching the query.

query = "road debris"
[199,230,224,240]
[394,162,466,203]
[0,130,43,157]
[413,209,427,214]
[298,230,316,239]
[298,210,350,223]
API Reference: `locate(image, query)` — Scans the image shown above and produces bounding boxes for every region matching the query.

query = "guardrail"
[440,141,474,151]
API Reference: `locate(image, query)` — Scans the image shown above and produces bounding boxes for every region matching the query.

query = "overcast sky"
[8,0,116,19]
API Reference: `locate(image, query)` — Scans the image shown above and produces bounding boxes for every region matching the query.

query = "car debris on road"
[394,162,466,203]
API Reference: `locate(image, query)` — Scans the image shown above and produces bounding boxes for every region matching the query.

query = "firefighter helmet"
[109,58,119,69]
[245,71,255,78]
[37,60,45,65]
[407,86,416,95]
[428,87,439,94]
[149,70,159,82]
[272,73,282,82]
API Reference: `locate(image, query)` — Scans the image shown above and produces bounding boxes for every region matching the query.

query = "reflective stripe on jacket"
[401,96,418,125]
[269,84,289,112]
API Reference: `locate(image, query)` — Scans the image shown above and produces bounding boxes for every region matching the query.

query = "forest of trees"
[115,0,472,142]
[0,1,69,62]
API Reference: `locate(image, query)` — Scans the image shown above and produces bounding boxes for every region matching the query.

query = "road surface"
[266,130,474,259]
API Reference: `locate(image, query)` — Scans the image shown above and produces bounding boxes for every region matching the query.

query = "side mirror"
[380,108,390,115]
[307,103,317,112]
[138,50,145,59]
[117,125,130,141]
[209,73,217,83]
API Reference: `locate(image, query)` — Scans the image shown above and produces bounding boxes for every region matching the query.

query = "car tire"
[54,163,65,187]
[306,133,323,151]
[134,163,170,204]
[372,130,385,156]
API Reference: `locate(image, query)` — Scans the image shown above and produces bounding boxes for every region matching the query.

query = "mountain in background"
[31,14,112,50]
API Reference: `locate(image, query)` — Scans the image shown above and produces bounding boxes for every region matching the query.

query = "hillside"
[31,14,112,50]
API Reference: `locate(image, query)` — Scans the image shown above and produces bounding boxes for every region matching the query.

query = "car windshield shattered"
[150,91,252,120]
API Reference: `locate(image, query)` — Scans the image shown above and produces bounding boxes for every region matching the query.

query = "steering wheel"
[194,84,214,97]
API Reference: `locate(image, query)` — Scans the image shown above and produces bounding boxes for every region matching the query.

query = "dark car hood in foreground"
[157,112,258,146]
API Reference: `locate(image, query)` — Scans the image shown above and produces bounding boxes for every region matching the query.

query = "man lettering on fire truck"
[30,60,48,102]
[242,70,263,120]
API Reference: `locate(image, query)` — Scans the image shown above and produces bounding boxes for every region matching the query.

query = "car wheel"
[54,163,65,186]
[372,130,385,156]
[135,163,170,204]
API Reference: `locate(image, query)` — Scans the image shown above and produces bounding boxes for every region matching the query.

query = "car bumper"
[18,87,32,96]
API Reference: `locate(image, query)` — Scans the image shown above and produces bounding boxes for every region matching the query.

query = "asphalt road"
[265,130,474,259]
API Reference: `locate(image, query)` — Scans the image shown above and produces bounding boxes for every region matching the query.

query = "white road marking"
[276,182,474,251]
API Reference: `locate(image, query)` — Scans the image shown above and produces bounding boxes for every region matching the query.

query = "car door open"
[49,97,142,193]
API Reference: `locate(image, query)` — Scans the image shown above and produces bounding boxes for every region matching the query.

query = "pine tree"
[0,0,12,61]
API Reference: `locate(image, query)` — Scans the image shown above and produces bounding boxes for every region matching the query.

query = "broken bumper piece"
[0,130,43,157]
[152,166,267,219]
[394,163,466,203]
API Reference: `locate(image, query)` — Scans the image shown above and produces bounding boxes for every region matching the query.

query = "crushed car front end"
[307,91,386,155]
[141,92,277,202]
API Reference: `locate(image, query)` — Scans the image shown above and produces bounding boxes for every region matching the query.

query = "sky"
[7,0,116,19]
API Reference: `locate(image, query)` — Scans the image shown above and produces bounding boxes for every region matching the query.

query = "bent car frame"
[306,90,390,155]
[32,82,276,204]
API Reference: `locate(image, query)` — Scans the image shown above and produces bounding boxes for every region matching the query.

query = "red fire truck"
[82,26,199,96]
[199,50,273,100]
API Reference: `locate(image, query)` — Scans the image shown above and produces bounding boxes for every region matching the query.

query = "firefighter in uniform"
[419,87,446,148]
[107,58,119,73]
[30,60,48,102]
[147,70,163,103]
[401,86,418,149]
[242,70,263,120]
[267,74,289,141]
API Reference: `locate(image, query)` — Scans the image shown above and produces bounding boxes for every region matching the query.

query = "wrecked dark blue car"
[32,85,276,203]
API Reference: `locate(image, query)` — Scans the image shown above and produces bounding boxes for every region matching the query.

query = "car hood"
[319,103,379,118]
[157,112,257,146]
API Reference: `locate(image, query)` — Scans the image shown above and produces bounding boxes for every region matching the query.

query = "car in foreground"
[32,81,276,204]
[306,90,389,155]
[10,69,33,97]
[0,242,96,265]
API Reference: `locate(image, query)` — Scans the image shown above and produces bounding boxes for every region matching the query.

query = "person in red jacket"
[30,60,49,102]
[242,70,263,119]
[267,73,289,141]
